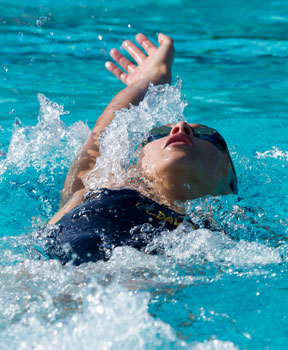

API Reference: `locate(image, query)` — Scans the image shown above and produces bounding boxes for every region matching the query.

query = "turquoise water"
[1,0,288,349]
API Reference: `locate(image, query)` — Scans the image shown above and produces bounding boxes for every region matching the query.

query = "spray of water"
[0,93,90,176]
[84,78,187,189]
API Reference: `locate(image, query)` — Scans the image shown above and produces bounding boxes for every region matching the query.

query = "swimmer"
[45,33,237,265]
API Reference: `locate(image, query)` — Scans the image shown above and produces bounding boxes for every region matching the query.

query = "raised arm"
[49,33,174,224]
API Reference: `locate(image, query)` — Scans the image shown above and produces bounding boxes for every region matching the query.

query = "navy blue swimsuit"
[43,188,195,266]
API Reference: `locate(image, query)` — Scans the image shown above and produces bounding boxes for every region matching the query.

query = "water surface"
[0,1,288,349]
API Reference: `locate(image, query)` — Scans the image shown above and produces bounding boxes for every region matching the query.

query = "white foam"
[192,339,238,350]
[146,223,282,267]
[255,146,288,161]
[0,259,187,350]
[0,94,90,175]
[0,255,240,350]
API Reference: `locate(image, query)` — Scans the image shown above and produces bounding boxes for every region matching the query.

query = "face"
[138,121,235,201]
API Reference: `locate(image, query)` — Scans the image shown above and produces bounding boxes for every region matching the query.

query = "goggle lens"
[142,125,228,153]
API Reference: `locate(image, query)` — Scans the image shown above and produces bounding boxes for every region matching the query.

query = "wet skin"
[139,121,233,202]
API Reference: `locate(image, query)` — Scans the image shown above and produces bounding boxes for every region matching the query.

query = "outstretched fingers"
[105,47,139,84]
[105,61,128,84]
[109,48,136,73]
[122,40,146,63]
[105,33,174,85]
[135,33,157,56]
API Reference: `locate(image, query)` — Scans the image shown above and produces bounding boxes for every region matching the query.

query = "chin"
[159,157,196,176]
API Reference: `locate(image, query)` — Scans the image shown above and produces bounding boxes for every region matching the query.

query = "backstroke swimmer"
[45,33,238,265]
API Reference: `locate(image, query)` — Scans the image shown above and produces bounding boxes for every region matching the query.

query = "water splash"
[0,94,90,175]
[0,94,90,230]
[146,224,282,267]
[255,146,288,161]
[0,254,239,350]
[187,194,288,248]
[84,78,187,189]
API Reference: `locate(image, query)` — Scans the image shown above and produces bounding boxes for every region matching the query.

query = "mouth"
[164,133,193,148]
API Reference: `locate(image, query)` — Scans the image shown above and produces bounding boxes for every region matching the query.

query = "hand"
[105,33,174,88]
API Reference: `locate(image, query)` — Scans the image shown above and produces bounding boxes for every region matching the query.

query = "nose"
[170,122,193,136]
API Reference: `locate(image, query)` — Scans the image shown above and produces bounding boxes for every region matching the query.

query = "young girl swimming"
[45,33,237,265]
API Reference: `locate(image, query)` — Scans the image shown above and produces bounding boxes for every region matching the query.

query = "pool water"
[1,0,288,349]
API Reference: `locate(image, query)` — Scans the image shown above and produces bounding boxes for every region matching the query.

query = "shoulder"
[49,186,139,225]
[49,188,86,225]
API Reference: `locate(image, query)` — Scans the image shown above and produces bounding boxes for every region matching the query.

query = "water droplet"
[96,305,104,314]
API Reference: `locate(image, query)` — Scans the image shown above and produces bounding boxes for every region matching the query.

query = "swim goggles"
[142,125,238,194]
[142,125,228,152]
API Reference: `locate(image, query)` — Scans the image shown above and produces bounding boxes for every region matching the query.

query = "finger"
[158,33,174,47]
[110,48,136,73]
[136,33,157,55]
[105,61,127,84]
[122,40,146,64]
[158,33,174,62]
